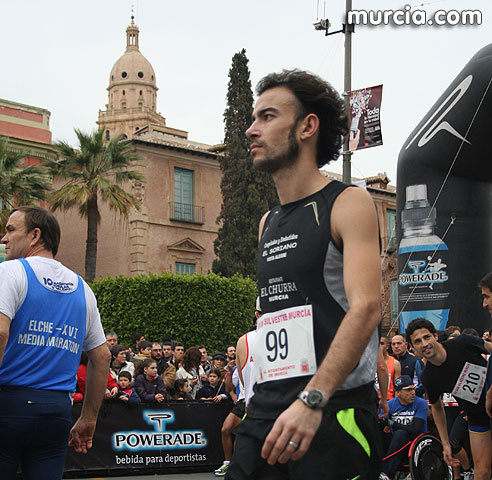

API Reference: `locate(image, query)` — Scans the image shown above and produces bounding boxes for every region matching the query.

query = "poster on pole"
[349,85,383,151]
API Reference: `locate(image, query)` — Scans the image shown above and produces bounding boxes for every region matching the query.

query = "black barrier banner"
[65,401,232,476]
[349,85,383,151]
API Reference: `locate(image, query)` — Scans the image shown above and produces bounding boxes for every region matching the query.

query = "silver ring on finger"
[288,440,299,449]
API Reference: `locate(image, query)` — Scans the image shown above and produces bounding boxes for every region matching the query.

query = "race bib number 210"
[451,362,487,404]
[253,305,317,384]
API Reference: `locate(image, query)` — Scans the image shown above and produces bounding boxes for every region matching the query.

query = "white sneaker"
[215,462,230,476]
[461,468,474,480]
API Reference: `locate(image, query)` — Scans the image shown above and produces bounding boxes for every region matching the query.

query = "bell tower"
[97,17,166,140]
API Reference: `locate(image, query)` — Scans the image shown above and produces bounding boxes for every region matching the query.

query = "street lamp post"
[342,0,353,185]
[314,0,354,185]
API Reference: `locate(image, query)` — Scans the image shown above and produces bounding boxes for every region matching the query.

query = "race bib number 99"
[253,305,317,384]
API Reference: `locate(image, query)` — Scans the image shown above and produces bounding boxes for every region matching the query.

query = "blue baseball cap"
[394,375,414,391]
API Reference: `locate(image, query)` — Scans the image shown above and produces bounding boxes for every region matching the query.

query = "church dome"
[109,50,156,89]
[108,17,157,89]
[104,17,158,115]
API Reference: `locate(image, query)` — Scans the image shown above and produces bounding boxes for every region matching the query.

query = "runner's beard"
[253,125,299,174]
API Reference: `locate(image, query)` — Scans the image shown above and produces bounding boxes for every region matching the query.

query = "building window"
[387,209,397,251]
[139,90,143,96]
[121,71,127,78]
[122,90,126,96]
[105,130,110,141]
[176,262,195,275]
[138,72,144,78]
[390,279,399,326]
[174,167,194,222]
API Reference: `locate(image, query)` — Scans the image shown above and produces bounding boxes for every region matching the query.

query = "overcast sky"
[2,0,490,185]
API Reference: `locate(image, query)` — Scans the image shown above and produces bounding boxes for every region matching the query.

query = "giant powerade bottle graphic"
[398,184,450,331]
[397,43,492,334]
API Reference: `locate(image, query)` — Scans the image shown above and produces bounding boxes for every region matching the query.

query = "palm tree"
[0,137,51,232]
[47,128,144,283]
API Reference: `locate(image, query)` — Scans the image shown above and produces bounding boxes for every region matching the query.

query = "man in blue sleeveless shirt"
[0,206,110,480]
[226,70,382,479]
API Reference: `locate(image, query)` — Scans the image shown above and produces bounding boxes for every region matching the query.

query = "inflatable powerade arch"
[397,43,492,334]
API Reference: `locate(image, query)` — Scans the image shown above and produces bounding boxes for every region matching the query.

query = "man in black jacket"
[391,334,425,396]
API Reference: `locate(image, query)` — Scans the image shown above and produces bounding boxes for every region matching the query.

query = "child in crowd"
[73,351,118,402]
[196,368,228,402]
[132,332,146,355]
[132,340,153,364]
[169,378,194,401]
[133,358,166,403]
[115,371,141,406]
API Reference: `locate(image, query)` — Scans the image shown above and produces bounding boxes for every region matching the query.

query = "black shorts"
[231,399,246,419]
[225,406,382,480]
[464,404,490,431]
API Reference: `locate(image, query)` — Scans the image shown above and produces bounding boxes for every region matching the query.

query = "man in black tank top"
[226,70,382,480]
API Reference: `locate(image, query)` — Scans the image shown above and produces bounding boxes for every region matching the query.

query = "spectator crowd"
[72,331,239,406]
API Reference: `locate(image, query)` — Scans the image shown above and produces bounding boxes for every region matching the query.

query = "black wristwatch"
[297,389,328,409]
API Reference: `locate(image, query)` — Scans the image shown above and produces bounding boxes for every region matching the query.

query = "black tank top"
[249,180,378,419]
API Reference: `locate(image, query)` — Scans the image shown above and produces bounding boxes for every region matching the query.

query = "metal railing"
[169,202,204,224]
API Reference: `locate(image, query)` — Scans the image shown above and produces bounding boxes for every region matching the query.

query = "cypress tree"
[213,49,278,279]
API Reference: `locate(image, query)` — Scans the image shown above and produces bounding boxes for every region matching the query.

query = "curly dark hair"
[255,69,349,167]
[406,318,436,344]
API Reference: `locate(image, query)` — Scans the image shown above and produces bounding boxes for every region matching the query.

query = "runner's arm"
[69,342,111,453]
[225,364,237,402]
[303,186,381,397]
[394,358,401,380]
[0,313,11,369]
[378,348,389,417]
[261,187,382,465]
[236,334,247,386]
[430,399,459,467]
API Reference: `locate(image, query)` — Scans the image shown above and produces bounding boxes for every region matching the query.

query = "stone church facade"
[56,18,224,277]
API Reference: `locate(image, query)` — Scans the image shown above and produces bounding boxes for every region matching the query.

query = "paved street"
[80,473,216,480]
